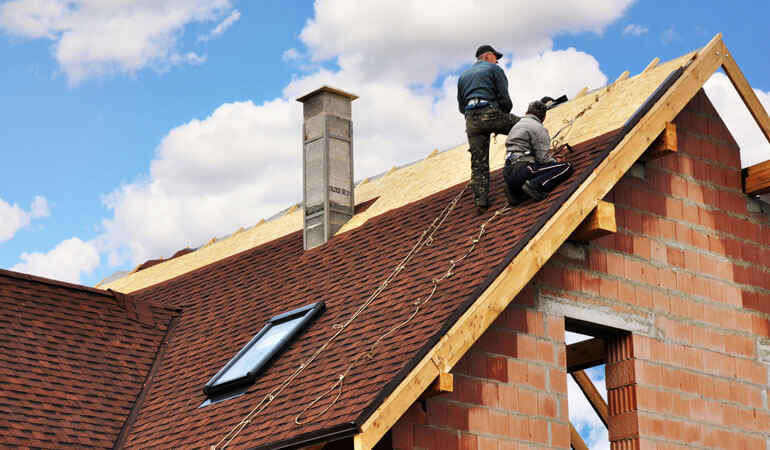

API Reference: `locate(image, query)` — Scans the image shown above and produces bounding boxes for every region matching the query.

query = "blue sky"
[2,0,767,289]
[0,1,768,447]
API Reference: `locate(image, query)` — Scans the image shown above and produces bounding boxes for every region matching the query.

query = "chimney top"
[296,85,358,103]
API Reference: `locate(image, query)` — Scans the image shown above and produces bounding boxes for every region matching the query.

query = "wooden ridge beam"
[571,370,609,426]
[569,200,616,242]
[640,122,677,161]
[352,34,728,450]
[420,372,453,399]
[570,422,590,450]
[743,159,770,195]
[567,337,606,372]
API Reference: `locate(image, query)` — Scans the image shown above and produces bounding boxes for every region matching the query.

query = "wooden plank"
[353,34,727,450]
[569,200,616,242]
[743,159,770,195]
[571,370,609,426]
[615,70,630,83]
[640,122,677,162]
[575,86,588,99]
[720,47,770,143]
[566,338,606,372]
[421,372,453,399]
[643,57,660,73]
[570,422,590,450]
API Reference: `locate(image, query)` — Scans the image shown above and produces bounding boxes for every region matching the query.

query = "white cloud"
[704,72,770,167]
[89,1,617,268]
[0,195,49,243]
[97,98,302,266]
[11,237,99,284]
[300,0,633,85]
[0,0,235,84]
[197,8,239,42]
[622,23,648,37]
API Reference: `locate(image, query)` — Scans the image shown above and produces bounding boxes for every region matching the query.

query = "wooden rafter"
[743,160,770,195]
[566,337,606,372]
[569,200,616,242]
[643,57,660,73]
[420,372,453,399]
[640,122,677,162]
[570,422,590,450]
[720,48,770,143]
[571,370,609,426]
[352,34,729,450]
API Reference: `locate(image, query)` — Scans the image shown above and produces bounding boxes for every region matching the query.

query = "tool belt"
[464,98,491,111]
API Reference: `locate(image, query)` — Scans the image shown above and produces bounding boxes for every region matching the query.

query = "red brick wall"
[536,89,770,449]
[390,286,568,449]
[389,89,769,449]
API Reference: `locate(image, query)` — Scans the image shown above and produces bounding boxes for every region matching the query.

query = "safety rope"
[550,81,617,152]
[213,183,471,449]
[295,203,513,425]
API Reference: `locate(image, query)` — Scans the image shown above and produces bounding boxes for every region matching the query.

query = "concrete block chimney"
[297,86,358,250]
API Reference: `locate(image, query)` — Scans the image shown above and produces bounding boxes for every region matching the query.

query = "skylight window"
[202,302,325,403]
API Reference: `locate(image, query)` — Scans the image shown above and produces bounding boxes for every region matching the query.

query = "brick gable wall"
[387,89,769,449]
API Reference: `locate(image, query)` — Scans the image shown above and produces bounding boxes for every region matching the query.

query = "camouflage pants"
[465,107,519,206]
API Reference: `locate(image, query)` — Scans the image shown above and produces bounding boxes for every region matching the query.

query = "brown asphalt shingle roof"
[0,269,178,448]
[122,128,622,448]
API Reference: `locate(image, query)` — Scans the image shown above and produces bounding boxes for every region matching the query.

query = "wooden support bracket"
[569,200,616,242]
[640,122,677,162]
[570,422,590,450]
[566,337,606,372]
[571,370,609,427]
[742,159,770,195]
[420,372,453,399]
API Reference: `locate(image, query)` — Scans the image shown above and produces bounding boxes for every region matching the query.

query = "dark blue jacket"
[457,60,513,114]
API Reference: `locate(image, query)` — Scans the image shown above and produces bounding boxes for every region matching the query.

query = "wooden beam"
[571,370,609,426]
[720,47,770,143]
[421,372,453,399]
[566,338,606,372]
[352,34,728,450]
[643,57,660,73]
[640,122,677,162]
[743,159,770,195]
[615,70,630,83]
[570,422,590,450]
[569,200,616,242]
[575,86,589,99]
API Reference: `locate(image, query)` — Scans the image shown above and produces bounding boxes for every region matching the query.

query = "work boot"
[503,183,524,206]
[522,180,546,201]
[475,203,489,214]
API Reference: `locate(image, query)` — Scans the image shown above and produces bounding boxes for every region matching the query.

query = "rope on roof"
[213,183,473,449]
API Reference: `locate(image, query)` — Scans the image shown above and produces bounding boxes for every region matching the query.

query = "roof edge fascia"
[352,33,730,449]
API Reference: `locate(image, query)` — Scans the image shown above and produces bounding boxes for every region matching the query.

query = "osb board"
[100,52,696,294]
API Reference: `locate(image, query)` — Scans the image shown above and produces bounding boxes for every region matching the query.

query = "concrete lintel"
[537,293,655,337]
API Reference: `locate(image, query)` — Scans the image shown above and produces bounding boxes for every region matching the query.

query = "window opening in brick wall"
[564,319,630,450]
[566,331,608,450]
[201,301,326,406]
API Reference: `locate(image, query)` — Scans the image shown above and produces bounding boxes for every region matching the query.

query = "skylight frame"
[202,301,325,402]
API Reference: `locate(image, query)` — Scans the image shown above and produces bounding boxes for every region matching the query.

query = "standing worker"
[457,44,520,214]
[502,100,573,205]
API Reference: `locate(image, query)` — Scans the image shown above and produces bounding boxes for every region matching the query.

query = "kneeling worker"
[502,100,573,205]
